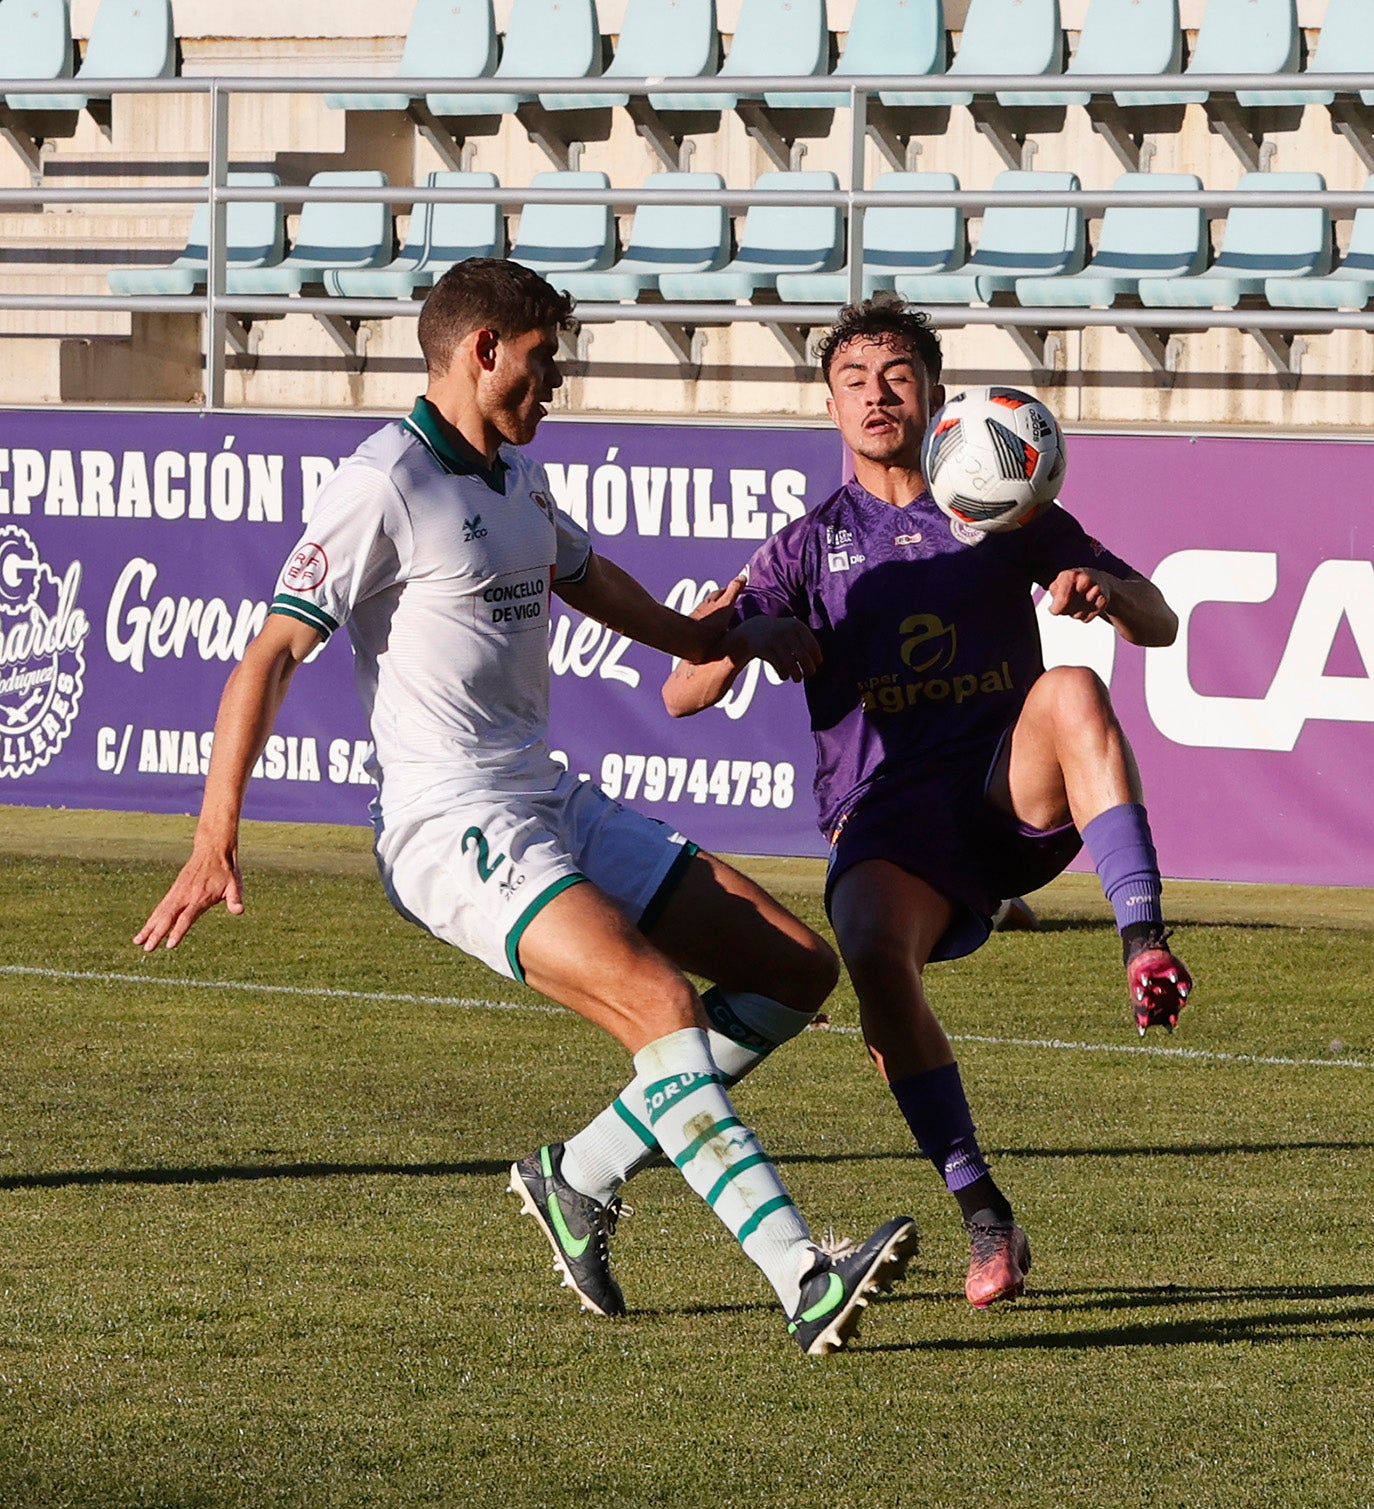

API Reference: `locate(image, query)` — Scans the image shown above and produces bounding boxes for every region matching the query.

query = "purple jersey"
[736,481,1134,836]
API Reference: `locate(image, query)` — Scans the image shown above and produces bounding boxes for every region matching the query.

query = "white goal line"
[3,964,1370,1073]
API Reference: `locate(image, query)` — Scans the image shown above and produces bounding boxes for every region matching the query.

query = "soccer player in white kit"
[136,260,917,1355]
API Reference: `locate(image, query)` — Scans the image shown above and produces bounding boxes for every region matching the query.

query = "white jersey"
[269,397,591,820]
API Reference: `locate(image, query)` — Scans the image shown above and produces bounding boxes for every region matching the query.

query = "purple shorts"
[823,740,1082,962]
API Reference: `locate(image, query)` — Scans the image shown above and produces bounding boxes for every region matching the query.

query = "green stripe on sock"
[703,1151,773,1209]
[611,1095,656,1150]
[736,1194,796,1247]
[670,1115,743,1171]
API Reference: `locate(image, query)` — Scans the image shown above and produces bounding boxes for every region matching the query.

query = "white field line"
[4,964,1372,1072]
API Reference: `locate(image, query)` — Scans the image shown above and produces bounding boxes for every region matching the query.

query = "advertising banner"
[0,407,1370,886]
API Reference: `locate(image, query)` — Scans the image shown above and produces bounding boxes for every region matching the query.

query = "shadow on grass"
[0,1158,511,1191]
[779,1139,1374,1166]
[869,1282,1374,1353]
[1027,917,1285,935]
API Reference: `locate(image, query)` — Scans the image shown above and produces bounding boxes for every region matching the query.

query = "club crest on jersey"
[948,517,987,547]
[530,491,557,523]
[463,515,488,542]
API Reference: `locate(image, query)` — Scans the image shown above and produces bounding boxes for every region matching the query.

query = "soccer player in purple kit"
[661,296,1194,1308]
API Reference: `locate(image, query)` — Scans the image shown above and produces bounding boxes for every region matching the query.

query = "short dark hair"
[418,257,577,375]
[816,294,943,386]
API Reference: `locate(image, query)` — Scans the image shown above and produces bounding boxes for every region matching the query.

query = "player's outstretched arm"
[135,614,323,952]
[1046,569,1178,648]
[555,552,741,663]
[663,589,822,718]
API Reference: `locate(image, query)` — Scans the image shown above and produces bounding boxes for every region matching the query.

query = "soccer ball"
[921,386,1066,532]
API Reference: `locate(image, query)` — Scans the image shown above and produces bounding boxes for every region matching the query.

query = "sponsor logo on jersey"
[463,515,489,542]
[0,525,89,779]
[900,613,958,673]
[473,569,548,634]
[826,526,855,547]
[948,517,986,547]
[894,532,923,546]
[283,542,328,591]
[828,550,850,573]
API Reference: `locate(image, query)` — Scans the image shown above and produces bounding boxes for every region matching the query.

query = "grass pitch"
[1,807,1371,1508]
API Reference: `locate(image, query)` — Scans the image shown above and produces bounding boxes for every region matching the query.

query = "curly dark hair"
[816,294,943,387]
[418,257,577,376]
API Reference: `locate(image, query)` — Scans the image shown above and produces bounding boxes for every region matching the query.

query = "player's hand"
[134,846,244,951]
[680,576,747,660]
[1047,567,1113,624]
[728,614,823,682]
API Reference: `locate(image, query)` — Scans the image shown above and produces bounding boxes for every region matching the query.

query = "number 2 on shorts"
[461,825,506,883]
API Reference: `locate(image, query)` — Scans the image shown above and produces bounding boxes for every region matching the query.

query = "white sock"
[632,1026,817,1314]
[561,989,815,1205]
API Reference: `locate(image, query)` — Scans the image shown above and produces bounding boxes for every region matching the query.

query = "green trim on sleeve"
[269,594,338,640]
[505,873,587,981]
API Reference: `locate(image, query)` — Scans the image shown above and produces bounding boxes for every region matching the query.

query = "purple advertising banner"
[0,407,1370,886]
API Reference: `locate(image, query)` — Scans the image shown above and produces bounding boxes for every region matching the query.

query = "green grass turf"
[1,807,1372,1507]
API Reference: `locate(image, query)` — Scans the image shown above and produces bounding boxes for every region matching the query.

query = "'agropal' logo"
[0,525,89,778]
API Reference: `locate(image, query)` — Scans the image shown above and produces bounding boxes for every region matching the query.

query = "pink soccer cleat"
[964,1213,1032,1308]
[1126,936,1193,1036]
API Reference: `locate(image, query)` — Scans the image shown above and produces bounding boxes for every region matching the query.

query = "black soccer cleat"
[509,1142,627,1318]
[788,1216,920,1356]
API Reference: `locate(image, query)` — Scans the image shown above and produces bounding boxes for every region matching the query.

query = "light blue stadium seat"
[549,0,718,112]
[918,0,1064,109]
[661,0,830,112]
[107,173,283,295]
[328,0,497,112]
[429,0,599,117]
[227,172,393,295]
[1138,172,1330,308]
[1038,0,1182,110]
[1266,0,1374,108]
[6,0,173,112]
[327,172,504,297]
[551,174,728,300]
[510,171,616,275]
[1148,0,1299,108]
[1266,175,1374,309]
[660,171,843,300]
[776,172,964,301]
[1,0,74,111]
[896,170,1084,303]
[1015,173,1205,306]
[814,0,947,110]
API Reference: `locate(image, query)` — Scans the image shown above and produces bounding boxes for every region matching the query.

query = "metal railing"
[3,71,1374,406]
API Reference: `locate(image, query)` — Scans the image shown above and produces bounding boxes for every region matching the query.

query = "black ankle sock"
[953,1175,1013,1225]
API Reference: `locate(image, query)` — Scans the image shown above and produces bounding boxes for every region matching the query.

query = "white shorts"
[373,769,697,981]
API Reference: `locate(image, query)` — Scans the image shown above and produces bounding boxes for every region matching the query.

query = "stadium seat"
[1138,172,1330,308]
[776,172,964,301]
[428,0,600,117]
[107,173,284,295]
[509,171,616,276]
[327,0,497,112]
[326,172,504,297]
[548,0,718,112]
[659,171,843,300]
[895,170,1084,303]
[227,172,393,295]
[1038,0,1182,110]
[1015,173,1205,306]
[661,0,830,111]
[0,0,74,112]
[817,0,947,109]
[550,174,728,300]
[1265,0,1374,109]
[1146,0,1299,108]
[5,0,174,112]
[917,0,1064,109]
[1266,175,1374,309]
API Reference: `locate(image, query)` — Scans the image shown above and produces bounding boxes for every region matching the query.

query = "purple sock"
[1081,802,1164,933]
[889,1062,990,1193]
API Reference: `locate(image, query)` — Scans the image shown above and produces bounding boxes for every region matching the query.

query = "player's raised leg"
[510,880,916,1352]
[554,850,838,1212]
[829,859,1031,1308]
[993,664,1193,1034]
